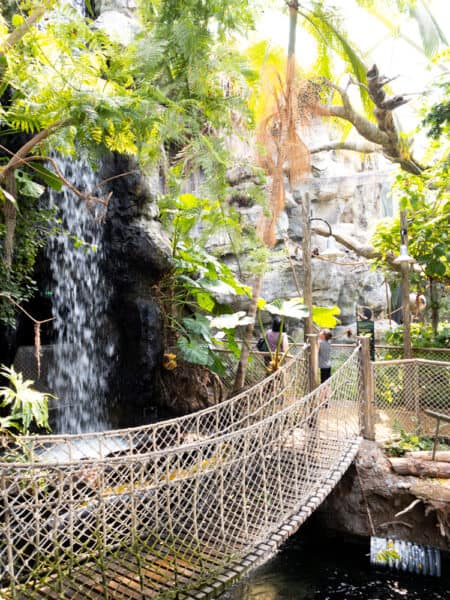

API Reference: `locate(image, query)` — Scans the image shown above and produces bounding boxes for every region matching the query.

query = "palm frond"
[298,6,371,113]
[411,0,448,58]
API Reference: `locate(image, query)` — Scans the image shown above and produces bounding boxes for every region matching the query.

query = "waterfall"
[47,158,115,433]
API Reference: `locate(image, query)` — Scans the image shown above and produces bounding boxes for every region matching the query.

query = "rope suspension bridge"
[0,341,448,599]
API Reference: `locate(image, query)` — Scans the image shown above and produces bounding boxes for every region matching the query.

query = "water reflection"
[224,531,449,599]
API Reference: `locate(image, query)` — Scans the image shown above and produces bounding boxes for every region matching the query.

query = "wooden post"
[307,333,319,392]
[302,191,313,337]
[400,211,412,359]
[358,335,375,441]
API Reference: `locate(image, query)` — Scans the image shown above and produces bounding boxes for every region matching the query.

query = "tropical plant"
[157,191,253,374]
[371,124,449,335]
[0,0,259,332]
[384,430,439,458]
[232,0,375,389]
[384,322,450,349]
[0,364,54,433]
[254,296,341,370]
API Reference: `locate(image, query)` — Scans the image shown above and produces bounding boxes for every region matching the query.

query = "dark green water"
[223,532,449,600]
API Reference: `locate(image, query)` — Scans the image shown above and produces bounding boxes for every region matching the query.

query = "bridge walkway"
[1,346,363,599]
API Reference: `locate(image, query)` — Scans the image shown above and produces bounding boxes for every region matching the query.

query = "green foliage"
[384,430,436,457]
[1,0,258,329]
[262,297,309,321]
[15,169,45,199]
[177,314,224,374]
[423,88,450,139]
[259,296,341,329]
[355,0,448,59]
[371,157,449,287]
[384,322,450,349]
[0,197,56,325]
[0,365,54,434]
[296,3,371,111]
[159,189,253,372]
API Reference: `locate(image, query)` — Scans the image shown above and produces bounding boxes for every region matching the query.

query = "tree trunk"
[400,211,412,358]
[3,173,17,271]
[389,457,450,478]
[405,451,450,463]
[429,277,439,337]
[232,275,263,393]
[287,2,298,60]
[302,191,312,337]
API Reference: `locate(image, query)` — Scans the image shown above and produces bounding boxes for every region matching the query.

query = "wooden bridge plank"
[106,558,164,598]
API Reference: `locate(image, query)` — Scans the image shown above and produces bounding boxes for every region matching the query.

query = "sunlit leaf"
[264,297,309,320]
[312,305,341,328]
[209,311,254,329]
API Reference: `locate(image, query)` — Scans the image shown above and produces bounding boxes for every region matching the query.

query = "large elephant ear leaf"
[209,311,253,329]
[312,305,341,328]
[264,297,309,320]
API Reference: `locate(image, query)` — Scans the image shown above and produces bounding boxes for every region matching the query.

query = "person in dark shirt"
[266,316,289,353]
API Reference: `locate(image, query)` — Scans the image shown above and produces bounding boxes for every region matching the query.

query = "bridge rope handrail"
[2,355,348,470]
[0,345,312,464]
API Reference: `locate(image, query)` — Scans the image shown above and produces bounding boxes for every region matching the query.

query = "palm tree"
[233,0,367,388]
[232,0,447,389]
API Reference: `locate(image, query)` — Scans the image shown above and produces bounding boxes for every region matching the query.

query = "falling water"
[47,158,114,433]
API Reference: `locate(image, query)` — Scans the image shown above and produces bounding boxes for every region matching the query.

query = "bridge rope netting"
[0,347,363,599]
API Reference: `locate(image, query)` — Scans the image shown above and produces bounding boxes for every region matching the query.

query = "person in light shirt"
[318,328,332,383]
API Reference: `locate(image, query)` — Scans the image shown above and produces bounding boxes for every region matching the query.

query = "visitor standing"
[318,329,332,383]
[266,316,289,354]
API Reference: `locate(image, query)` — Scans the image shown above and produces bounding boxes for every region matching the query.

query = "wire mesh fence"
[373,359,450,440]
[0,348,362,599]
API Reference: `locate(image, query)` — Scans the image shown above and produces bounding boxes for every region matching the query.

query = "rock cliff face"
[316,440,450,551]
[101,154,172,426]
[223,155,393,328]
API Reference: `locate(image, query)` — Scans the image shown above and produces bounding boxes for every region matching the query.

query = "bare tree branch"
[318,78,389,145]
[0,120,69,182]
[310,140,379,154]
[0,2,52,58]
[311,224,381,260]
[316,73,425,175]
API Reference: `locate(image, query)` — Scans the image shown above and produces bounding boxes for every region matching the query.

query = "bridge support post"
[307,334,319,392]
[358,336,375,440]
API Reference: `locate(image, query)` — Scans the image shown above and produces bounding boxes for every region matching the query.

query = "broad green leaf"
[198,278,237,297]
[15,170,45,199]
[181,314,212,341]
[209,311,254,329]
[264,297,309,320]
[194,291,216,312]
[30,164,63,191]
[177,336,210,366]
[208,352,226,376]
